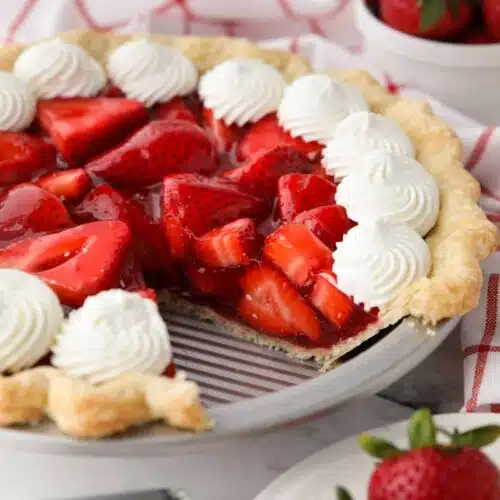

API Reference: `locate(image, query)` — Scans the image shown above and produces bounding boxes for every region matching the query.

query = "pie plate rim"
[0,316,459,456]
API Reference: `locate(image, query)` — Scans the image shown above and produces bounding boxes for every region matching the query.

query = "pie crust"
[0,30,496,437]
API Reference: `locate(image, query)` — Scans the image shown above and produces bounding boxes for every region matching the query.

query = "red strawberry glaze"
[1,91,380,353]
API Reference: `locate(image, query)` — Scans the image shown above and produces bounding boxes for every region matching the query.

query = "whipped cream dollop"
[14,39,106,99]
[107,39,198,107]
[333,219,431,309]
[335,149,440,236]
[0,72,36,131]
[52,289,171,384]
[322,111,415,179]
[277,74,368,145]
[0,270,63,373]
[199,59,287,126]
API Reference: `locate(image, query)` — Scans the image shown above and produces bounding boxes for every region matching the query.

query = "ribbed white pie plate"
[255,412,500,500]
[0,311,459,456]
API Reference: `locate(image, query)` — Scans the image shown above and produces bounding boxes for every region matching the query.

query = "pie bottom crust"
[0,31,496,438]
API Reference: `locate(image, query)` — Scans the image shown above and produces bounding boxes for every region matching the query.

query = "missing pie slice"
[0,30,495,439]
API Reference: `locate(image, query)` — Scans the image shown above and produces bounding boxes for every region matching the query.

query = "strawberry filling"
[0,91,379,354]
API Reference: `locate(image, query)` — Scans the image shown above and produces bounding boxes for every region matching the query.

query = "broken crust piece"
[0,367,212,439]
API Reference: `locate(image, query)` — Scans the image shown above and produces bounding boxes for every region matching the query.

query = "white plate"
[256,413,500,500]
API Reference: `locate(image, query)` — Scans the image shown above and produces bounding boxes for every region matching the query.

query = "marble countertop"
[0,334,463,500]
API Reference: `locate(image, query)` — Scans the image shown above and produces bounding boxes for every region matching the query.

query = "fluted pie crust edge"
[0,30,496,437]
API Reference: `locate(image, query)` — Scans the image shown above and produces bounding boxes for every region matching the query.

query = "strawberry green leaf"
[451,425,500,448]
[337,486,355,500]
[359,434,401,460]
[408,408,436,449]
[420,0,446,30]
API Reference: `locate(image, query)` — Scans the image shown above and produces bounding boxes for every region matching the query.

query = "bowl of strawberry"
[354,0,500,123]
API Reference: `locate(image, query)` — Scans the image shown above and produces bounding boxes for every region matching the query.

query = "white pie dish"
[353,0,500,124]
[0,314,458,457]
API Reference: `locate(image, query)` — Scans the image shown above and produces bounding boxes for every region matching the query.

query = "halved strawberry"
[223,146,313,201]
[0,220,131,306]
[86,120,219,186]
[237,114,322,162]
[238,264,321,341]
[293,205,354,250]
[202,107,239,153]
[194,218,258,268]
[0,132,56,186]
[36,168,92,201]
[162,174,267,260]
[156,97,198,123]
[309,271,355,329]
[278,174,337,222]
[0,183,73,247]
[263,223,333,287]
[37,98,148,164]
[186,265,244,298]
[72,184,170,274]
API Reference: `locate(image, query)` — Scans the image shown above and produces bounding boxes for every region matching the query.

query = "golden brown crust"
[0,367,212,439]
[329,72,497,325]
[0,30,496,435]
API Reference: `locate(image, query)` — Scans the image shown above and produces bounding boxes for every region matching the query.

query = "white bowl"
[353,0,500,124]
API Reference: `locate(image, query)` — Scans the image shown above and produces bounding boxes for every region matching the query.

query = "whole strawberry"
[337,409,500,500]
[483,0,500,41]
[380,0,474,40]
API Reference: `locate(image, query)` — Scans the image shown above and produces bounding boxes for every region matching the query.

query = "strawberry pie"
[0,30,495,439]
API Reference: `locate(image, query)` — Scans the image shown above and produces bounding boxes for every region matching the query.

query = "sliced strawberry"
[186,265,244,298]
[137,288,157,302]
[156,97,198,123]
[263,223,333,287]
[72,184,170,274]
[202,107,239,153]
[117,250,157,301]
[0,220,131,306]
[238,264,321,341]
[293,205,354,250]
[194,218,258,268]
[162,174,267,260]
[36,168,92,201]
[100,84,125,98]
[86,120,219,186]
[0,132,56,186]
[237,114,322,162]
[0,183,73,247]
[163,361,176,378]
[223,146,313,201]
[37,98,148,164]
[278,174,337,223]
[309,271,355,329]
